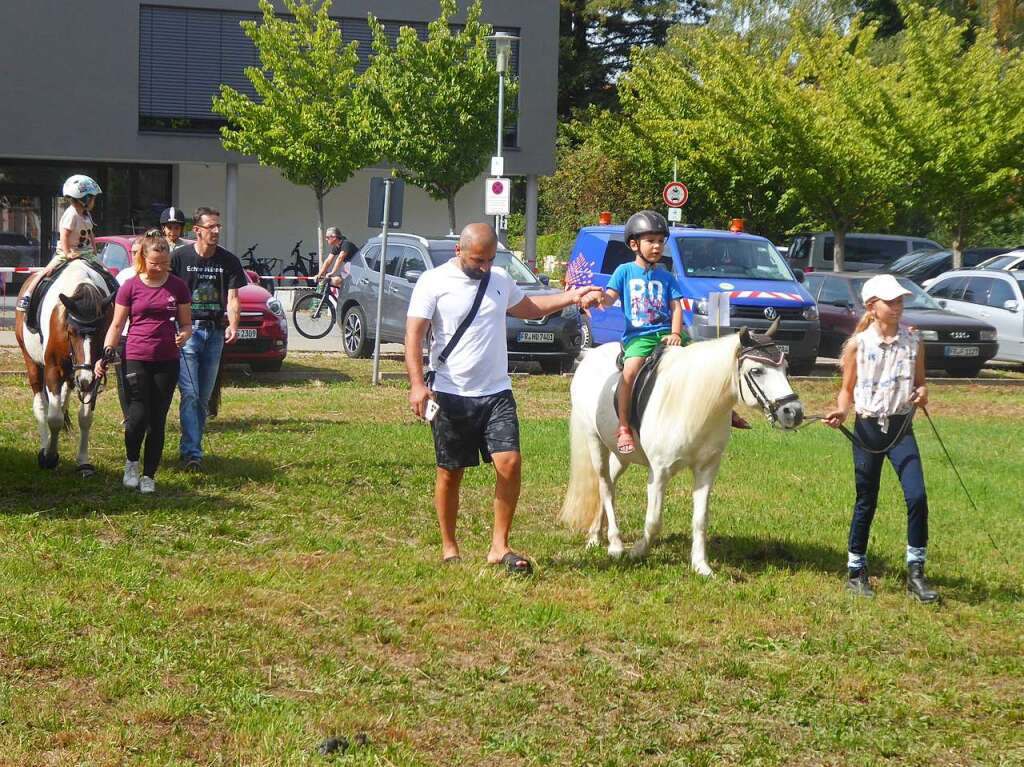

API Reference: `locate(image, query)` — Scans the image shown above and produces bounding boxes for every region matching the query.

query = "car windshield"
[675,237,793,281]
[493,250,539,285]
[888,249,942,272]
[889,251,949,277]
[852,276,943,310]
[977,254,1022,270]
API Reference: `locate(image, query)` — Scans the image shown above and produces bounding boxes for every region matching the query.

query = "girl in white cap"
[823,274,938,603]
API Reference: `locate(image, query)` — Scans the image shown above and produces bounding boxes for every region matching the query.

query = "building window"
[139,5,520,145]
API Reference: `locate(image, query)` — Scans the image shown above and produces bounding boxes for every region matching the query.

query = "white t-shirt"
[116,266,138,337]
[407,259,525,397]
[59,205,95,257]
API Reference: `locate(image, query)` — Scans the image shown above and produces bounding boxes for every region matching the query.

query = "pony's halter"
[738,343,798,426]
[65,311,107,405]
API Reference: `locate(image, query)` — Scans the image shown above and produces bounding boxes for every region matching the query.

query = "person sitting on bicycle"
[315,227,360,287]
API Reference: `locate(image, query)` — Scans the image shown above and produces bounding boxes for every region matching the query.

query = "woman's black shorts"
[430,390,520,469]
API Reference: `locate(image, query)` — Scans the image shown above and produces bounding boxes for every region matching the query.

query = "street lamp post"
[487,31,518,239]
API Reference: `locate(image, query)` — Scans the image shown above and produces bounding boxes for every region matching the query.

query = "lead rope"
[919,405,1009,567]
[798,406,1009,566]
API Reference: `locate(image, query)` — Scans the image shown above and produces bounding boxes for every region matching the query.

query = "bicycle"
[292,277,338,339]
[281,240,320,287]
[241,243,279,294]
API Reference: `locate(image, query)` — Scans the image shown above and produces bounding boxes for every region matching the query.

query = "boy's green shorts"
[622,330,689,360]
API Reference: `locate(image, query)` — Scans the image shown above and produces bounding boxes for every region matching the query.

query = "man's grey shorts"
[431,390,520,469]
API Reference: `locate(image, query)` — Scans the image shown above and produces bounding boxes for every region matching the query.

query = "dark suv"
[335,233,583,374]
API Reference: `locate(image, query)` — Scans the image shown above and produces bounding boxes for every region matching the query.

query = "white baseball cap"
[861,274,912,304]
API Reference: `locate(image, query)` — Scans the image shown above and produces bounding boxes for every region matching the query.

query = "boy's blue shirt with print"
[606,262,684,342]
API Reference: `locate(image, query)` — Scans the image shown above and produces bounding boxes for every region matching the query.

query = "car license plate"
[237,328,258,339]
[776,344,789,354]
[518,331,555,343]
[945,345,979,357]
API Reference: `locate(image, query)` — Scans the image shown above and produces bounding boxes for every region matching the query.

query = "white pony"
[560,322,803,575]
[15,259,115,475]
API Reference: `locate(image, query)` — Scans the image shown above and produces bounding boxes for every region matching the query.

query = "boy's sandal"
[616,426,635,454]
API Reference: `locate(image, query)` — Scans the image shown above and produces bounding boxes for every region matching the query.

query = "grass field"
[1,350,1022,766]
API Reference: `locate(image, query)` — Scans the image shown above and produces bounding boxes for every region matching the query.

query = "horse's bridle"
[738,344,799,426]
[64,314,107,406]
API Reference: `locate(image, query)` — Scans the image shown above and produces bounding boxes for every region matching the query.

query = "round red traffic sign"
[491,180,505,194]
[663,181,689,208]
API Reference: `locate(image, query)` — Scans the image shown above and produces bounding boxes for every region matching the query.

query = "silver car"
[336,233,583,373]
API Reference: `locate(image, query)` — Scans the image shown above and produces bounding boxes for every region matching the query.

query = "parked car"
[975,249,1024,272]
[94,235,135,275]
[571,223,820,374]
[0,231,41,268]
[335,233,583,374]
[223,268,289,371]
[96,235,288,371]
[887,247,1015,287]
[787,232,942,273]
[805,271,998,376]
[926,270,1024,363]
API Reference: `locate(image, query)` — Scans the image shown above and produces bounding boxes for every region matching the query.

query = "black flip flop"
[498,551,533,575]
[442,555,462,565]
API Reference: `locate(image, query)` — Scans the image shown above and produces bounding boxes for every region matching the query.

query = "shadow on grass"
[0,444,267,518]
[206,416,359,433]
[547,531,1023,603]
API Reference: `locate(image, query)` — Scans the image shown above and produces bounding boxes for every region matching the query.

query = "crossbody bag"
[424,271,491,389]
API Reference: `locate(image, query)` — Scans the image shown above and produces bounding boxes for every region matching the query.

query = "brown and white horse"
[15,260,115,475]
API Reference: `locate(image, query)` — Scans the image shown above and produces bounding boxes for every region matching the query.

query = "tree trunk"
[316,189,326,269]
[952,228,964,270]
[447,192,457,236]
[833,227,846,272]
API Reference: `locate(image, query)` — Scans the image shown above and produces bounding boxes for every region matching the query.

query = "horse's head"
[736,318,804,429]
[58,287,116,397]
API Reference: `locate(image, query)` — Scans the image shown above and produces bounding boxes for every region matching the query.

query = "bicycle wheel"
[292,292,337,339]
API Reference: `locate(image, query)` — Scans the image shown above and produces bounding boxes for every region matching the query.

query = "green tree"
[558,1,708,118]
[893,4,1024,265]
[212,0,375,264]
[361,0,512,233]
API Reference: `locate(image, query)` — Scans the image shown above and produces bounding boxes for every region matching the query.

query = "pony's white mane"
[649,334,741,434]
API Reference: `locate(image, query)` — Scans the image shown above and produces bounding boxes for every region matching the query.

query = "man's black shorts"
[431,390,520,469]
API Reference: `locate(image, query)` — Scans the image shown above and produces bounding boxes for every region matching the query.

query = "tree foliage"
[558,1,707,117]
[892,3,1024,264]
[544,3,1024,265]
[212,0,376,261]
[361,0,511,232]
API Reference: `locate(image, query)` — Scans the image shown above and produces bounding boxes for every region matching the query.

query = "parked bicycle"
[281,240,320,287]
[292,277,338,339]
[240,243,279,294]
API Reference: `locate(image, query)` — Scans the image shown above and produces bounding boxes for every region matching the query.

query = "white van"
[787,232,942,272]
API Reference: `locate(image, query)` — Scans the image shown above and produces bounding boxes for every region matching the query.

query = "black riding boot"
[907,562,939,603]
[846,568,874,597]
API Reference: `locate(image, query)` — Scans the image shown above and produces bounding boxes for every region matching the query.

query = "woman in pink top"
[98,231,192,493]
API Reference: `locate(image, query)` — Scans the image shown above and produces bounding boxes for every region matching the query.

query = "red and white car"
[95,235,288,371]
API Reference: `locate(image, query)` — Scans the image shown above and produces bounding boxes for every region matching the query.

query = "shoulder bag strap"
[437,271,491,366]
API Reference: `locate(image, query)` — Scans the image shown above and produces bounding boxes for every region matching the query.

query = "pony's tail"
[559,404,602,531]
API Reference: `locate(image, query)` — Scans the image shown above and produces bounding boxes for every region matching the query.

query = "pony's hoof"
[585,535,602,549]
[77,463,96,478]
[692,562,714,577]
[38,450,58,470]
[628,542,649,561]
[608,544,625,559]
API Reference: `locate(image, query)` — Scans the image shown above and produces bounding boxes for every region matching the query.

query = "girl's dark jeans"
[848,413,929,559]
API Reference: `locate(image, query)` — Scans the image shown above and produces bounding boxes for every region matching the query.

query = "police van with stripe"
[569,219,821,375]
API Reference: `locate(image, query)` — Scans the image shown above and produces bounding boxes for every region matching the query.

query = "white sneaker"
[123,460,141,489]
[139,476,156,494]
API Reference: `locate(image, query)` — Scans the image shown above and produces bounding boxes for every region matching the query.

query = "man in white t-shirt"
[406,223,602,574]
